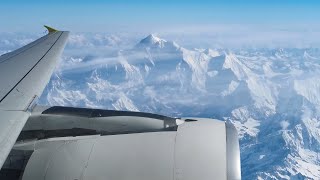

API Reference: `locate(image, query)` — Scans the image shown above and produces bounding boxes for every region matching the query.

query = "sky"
[1,0,320,33]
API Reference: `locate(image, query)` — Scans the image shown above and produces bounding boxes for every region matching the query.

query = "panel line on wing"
[0,32,64,104]
[0,34,53,64]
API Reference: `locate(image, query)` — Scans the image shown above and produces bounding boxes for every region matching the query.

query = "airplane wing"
[0,27,69,168]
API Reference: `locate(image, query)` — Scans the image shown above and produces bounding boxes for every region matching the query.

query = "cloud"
[58,50,181,74]
[280,120,290,130]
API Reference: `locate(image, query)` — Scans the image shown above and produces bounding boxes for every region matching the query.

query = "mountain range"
[2,32,320,179]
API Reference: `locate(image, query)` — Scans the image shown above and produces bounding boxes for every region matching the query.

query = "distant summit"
[137,34,166,48]
[136,34,179,50]
[141,34,165,44]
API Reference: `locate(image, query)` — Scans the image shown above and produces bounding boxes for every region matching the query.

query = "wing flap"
[0,110,29,168]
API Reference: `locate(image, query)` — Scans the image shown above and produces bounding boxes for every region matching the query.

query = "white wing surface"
[0,27,69,168]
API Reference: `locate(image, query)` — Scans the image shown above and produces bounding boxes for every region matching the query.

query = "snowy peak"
[136,34,179,50]
[138,34,166,48]
[303,51,317,60]
[141,34,165,44]
[204,48,220,57]
[223,52,249,80]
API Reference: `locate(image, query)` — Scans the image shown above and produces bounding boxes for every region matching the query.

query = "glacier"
[2,32,320,179]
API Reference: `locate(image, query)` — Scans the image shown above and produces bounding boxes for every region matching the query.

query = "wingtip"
[44,25,58,33]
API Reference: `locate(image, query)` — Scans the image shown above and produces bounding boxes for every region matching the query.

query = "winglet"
[44,25,58,33]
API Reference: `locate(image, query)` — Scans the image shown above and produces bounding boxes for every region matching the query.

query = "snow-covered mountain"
[2,32,320,179]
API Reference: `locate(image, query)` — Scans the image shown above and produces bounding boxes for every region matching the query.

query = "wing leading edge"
[0,28,69,168]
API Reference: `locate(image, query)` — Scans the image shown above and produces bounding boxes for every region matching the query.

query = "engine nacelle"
[8,106,241,180]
